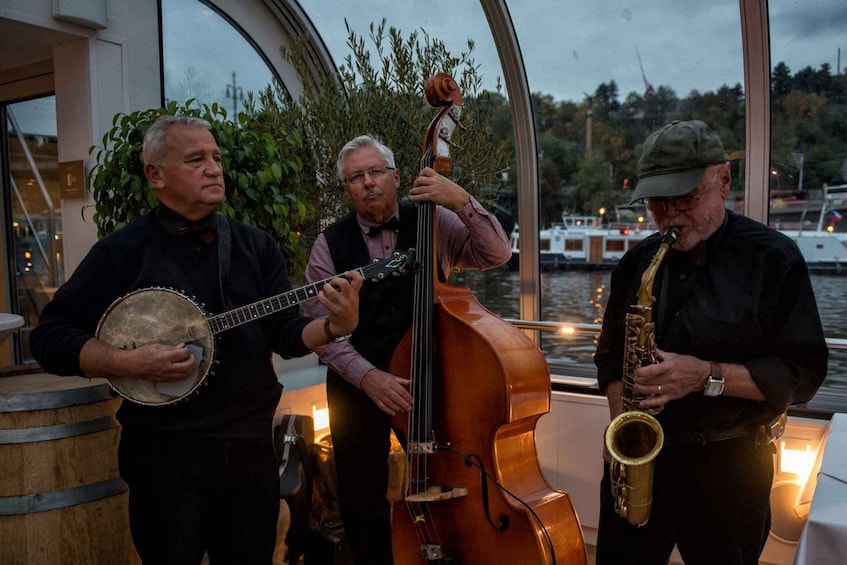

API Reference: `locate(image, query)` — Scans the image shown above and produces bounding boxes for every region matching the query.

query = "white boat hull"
[511,215,847,273]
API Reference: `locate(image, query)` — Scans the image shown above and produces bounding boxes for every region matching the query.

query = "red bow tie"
[176,223,216,244]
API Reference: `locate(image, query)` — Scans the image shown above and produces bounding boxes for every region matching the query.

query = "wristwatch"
[323,317,351,343]
[703,361,725,397]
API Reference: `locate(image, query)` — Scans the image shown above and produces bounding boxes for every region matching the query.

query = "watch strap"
[323,317,351,343]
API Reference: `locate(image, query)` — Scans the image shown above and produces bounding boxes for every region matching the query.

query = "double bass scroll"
[389,73,587,564]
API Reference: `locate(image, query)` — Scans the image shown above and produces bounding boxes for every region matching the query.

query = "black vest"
[324,204,418,370]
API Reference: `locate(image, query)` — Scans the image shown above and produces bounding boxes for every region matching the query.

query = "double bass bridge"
[405,440,469,502]
[405,485,469,503]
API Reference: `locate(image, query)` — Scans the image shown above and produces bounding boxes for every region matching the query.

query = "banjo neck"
[209,277,331,335]
[208,249,416,335]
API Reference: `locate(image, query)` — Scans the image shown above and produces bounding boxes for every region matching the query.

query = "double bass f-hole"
[465,453,510,533]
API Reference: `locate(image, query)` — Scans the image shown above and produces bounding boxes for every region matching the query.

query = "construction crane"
[635,46,655,98]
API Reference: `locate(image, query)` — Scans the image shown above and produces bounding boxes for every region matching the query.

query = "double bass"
[389,73,587,564]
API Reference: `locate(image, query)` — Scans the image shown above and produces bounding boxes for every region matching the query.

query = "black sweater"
[31,207,312,439]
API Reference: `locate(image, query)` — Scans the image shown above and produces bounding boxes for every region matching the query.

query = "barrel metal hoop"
[0,477,128,516]
[0,382,113,412]
[0,415,118,444]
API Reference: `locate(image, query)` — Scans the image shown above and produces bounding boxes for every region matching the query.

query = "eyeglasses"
[343,167,395,186]
[644,190,705,212]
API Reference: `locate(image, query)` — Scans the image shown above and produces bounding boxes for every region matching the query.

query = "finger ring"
[657,385,662,393]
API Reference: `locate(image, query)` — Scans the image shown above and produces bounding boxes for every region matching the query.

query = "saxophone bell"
[605,411,664,526]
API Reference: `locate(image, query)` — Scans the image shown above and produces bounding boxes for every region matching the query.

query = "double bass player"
[303,133,511,564]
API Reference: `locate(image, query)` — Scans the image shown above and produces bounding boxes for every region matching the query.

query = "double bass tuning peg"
[448,108,466,129]
[438,131,463,150]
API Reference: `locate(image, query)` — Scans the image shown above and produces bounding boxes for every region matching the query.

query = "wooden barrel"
[0,373,137,564]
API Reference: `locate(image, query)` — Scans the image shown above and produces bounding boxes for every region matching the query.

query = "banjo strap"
[215,214,232,308]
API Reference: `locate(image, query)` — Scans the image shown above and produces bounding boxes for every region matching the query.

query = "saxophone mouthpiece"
[663,227,681,245]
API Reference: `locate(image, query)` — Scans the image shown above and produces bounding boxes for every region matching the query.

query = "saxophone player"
[594,120,828,565]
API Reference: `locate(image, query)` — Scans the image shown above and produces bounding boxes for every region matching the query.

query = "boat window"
[302,1,516,314]
[565,240,584,252]
[160,0,845,406]
[605,240,625,253]
[769,0,847,398]
[505,0,747,371]
[162,0,275,113]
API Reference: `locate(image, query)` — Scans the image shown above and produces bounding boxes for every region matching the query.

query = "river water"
[453,269,847,389]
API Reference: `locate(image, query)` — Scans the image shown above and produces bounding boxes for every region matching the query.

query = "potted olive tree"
[258,19,512,244]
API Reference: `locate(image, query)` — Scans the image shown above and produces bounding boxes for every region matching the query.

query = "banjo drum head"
[96,287,215,406]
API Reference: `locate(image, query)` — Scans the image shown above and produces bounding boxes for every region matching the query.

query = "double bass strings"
[399,146,447,554]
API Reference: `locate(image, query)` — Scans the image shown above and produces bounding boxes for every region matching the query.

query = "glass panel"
[506,0,746,367]
[162,0,275,113]
[295,1,514,311]
[7,96,61,362]
[301,1,504,97]
[769,0,847,392]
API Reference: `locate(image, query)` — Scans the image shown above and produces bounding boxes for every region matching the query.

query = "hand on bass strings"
[409,167,471,211]
[361,368,413,416]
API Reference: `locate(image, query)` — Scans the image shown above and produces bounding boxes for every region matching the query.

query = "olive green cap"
[631,120,726,203]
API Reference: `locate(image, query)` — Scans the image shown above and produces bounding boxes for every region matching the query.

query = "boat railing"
[506,318,603,389]
[561,215,601,229]
[505,318,847,407]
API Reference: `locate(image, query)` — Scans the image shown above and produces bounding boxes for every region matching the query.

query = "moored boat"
[510,185,847,273]
[508,213,654,270]
[780,184,847,273]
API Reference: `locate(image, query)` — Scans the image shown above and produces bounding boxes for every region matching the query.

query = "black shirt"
[595,210,827,437]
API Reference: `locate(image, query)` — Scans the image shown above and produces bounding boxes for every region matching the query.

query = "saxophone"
[604,227,679,527]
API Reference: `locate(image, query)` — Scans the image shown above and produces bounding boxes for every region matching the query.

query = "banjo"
[96,249,416,406]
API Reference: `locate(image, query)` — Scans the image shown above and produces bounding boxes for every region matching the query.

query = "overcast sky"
[160,0,847,109]
[302,0,847,103]
[13,2,844,148]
